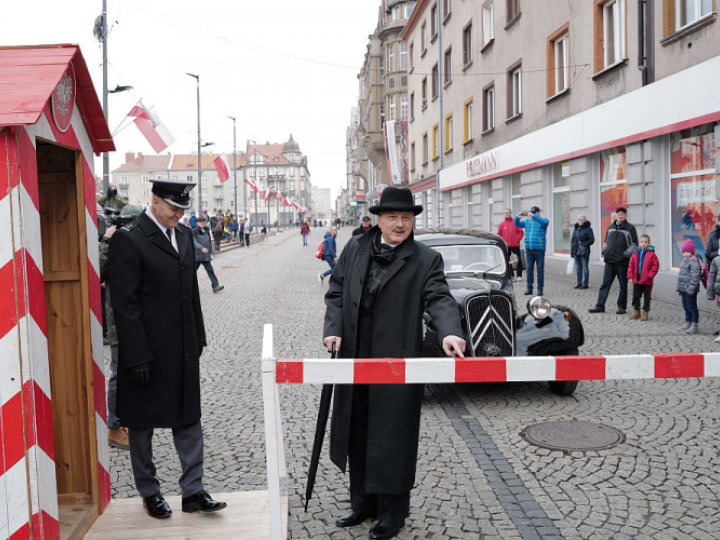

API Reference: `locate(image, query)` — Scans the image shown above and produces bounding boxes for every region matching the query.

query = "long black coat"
[323,227,462,494]
[570,221,595,258]
[108,212,207,429]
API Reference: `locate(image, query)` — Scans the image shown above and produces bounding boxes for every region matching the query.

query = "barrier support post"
[262,324,285,540]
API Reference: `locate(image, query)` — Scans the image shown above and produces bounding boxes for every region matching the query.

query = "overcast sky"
[1,0,381,199]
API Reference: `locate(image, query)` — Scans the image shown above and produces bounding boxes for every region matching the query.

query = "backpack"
[696,255,709,289]
[316,241,325,259]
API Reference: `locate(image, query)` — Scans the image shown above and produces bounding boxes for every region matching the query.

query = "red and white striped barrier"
[276,353,720,385]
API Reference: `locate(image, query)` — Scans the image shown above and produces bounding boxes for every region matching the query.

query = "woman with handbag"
[571,215,594,289]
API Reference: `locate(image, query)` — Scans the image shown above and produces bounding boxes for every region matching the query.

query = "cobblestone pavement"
[107,228,720,539]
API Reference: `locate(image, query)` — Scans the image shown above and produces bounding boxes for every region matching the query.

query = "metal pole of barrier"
[262,324,285,540]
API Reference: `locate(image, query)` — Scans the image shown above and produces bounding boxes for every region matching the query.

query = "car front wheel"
[547,348,579,396]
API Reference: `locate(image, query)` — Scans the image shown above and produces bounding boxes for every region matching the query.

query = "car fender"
[515,305,585,356]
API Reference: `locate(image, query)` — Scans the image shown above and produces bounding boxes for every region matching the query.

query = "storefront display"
[599,147,628,246]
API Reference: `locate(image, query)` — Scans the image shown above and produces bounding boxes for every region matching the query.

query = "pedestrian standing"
[677,239,701,334]
[213,216,224,251]
[322,187,465,540]
[589,207,638,314]
[189,212,197,229]
[229,215,238,241]
[706,248,720,342]
[352,216,373,236]
[513,206,549,296]
[318,227,337,284]
[301,220,311,246]
[244,218,252,247]
[497,208,524,282]
[238,218,245,246]
[108,179,226,519]
[628,234,659,320]
[193,215,224,293]
[570,215,594,289]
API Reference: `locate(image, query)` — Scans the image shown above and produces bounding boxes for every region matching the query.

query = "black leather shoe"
[143,494,172,519]
[588,306,605,313]
[182,490,227,513]
[369,519,403,539]
[616,308,627,315]
[336,509,377,527]
[523,290,533,295]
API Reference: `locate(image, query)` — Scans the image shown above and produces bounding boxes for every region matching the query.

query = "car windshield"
[432,244,507,275]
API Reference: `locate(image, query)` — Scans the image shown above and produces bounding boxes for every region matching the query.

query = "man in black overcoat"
[323,187,466,540]
[109,179,226,519]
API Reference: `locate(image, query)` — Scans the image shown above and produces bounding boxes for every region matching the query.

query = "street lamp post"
[186,73,201,214]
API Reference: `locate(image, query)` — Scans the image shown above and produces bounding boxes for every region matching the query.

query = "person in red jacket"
[628,234,660,321]
[497,208,525,281]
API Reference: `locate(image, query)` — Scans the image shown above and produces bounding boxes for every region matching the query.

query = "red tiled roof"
[0,44,115,153]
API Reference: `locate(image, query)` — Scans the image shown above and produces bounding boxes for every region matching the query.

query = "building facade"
[312,187,333,220]
[402,0,720,301]
[112,153,172,209]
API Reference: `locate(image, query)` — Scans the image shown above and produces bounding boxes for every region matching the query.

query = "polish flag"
[291,200,300,210]
[214,154,231,183]
[283,197,291,206]
[244,177,259,193]
[275,190,283,202]
[263,188,270,202]
[128,101,176,153]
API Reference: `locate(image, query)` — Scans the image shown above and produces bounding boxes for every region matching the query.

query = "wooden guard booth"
[0,45,115,539]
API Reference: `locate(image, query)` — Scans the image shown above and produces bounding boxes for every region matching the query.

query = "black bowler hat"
[361,216,371,222]
[369,187,423,216]
[150,178,196,209]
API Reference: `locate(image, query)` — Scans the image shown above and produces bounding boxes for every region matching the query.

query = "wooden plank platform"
[85,492,288,540]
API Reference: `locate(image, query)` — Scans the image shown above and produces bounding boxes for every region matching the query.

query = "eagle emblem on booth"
[51,63,76,133]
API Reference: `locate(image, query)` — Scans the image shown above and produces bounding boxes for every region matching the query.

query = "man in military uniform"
[97,183,127,212]
[108,179,226,519]
[323,187,466,539]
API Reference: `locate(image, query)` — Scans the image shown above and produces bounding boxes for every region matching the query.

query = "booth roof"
[0,44,115,154]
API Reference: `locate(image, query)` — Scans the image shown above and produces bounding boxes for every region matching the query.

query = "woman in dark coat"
[570,214,595,289]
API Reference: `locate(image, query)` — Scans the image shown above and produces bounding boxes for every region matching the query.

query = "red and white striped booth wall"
[0,45,114,540]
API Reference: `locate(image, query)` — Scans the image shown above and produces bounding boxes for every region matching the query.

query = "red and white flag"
[283,197,291,206]
[275,190,283,202]
[244,177,258,193]
[128,101,176,153]
[291,199,300,210]
[263,188,270,202]
[214,154,231,183]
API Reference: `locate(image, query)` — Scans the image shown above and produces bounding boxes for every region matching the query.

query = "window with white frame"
[463,23,472,66]
[463,99,473,142]
[201,188,208,195]
[552,162,571,255]
[483,83,495,132]
[602,0,626,69]
[406,2,416,18]
[421,22,427,53]
[675,0,713,30]
[444,114,453,152]
[401,94,409,121]
[142,189,149,197]
[547,25,570,97]
[186,175,193,182]
[142,175,149,183]
[389,96,397,121]
[483,2,494,46]
[388,44,396,72]
[444,48,452,84]
[423,132,429,163]
[400,42,408,69]
[508,64,522,118]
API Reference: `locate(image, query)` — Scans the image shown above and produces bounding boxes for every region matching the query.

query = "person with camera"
[193,215,224,293]
[109,179,226,519]
[514,206,549,296]
[100,204,142,450]
[98,183,127,213]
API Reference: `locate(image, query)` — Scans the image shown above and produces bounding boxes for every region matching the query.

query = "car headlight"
[527,296,552,320]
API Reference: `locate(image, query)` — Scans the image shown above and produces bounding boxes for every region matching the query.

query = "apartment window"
[380,104,385,124]
[201,188,208,195]
[444,48,452,84]
[675,0,714,30]
[409,42,414,70]
[142,189,149,197]
[388,44,396,72]
[463,99,474,142]
[431,4,438,38]
[401,94,409,121]
[389,96,397,121]
[462,23,473,66]
[432,124,439,159]
[422,132,429,163]
[507,0,521,23]
[482,2,495,46]
[411,142,416,172]
[202,174,208,183]
[444,115,453,152]
[202,201,208,209]
[594,0,626,72]
[421,23,428,53]
[547,24,570,97]
[552,162,571,255]
[142,175,149,183]
[482,83,495,132]
[410,92,415,119]
[442,0,452,20]
[406,2,416,18]
[507,63,522,118]
[186,175,193,182]
[400,42,408,70]
[431,64,439,98]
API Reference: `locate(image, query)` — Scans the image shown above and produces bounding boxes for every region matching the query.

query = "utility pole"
[437,8,444,228]
[101,0,109,193]
[228,116,238,215]
[186,73,201,214]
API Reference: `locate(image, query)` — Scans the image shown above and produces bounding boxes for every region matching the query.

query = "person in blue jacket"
[514,206,550,296]
[318,226,338,284]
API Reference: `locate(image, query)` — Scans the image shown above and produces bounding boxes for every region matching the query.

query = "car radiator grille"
[465,293,514,357]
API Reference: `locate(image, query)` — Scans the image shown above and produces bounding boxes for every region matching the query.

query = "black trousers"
[632,283,652,312]
[348,385,409,526]
[596,263,629,309]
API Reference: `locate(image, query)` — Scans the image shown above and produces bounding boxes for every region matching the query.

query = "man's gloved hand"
[131,363,152,385]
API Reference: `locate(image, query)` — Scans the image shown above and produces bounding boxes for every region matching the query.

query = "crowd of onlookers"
[497,204,720,340]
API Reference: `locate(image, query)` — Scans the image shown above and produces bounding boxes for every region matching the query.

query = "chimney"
[125,152,135,163]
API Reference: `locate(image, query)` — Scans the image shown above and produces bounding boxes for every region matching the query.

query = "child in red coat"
[627,234,660,320]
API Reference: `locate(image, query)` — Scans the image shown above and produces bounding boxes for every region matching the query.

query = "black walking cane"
[304,344,336,512]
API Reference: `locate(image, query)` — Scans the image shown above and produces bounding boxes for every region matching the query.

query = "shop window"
[547,24,569,98]
[593,0,626,73]
[670,125,718,267]
[552,162,572,255]
[599,147,628,247]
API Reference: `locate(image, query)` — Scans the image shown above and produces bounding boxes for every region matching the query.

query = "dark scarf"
[367,230,405,296]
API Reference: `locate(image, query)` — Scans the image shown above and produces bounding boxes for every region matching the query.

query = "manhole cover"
[522,420,624,452]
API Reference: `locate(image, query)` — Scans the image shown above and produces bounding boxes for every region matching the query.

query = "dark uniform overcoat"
[108,211,207,429]
[323,227,462,494]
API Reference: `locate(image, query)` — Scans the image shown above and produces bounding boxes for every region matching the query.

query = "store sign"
[466,150,499,179]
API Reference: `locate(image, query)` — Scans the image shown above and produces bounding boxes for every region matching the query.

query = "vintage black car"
[416,229,585,395]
